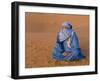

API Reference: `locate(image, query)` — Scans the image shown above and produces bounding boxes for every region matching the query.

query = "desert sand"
[25,12,89,68]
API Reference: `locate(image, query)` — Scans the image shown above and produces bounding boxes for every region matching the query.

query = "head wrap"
[58,22,73,42]
[62,22,72,29]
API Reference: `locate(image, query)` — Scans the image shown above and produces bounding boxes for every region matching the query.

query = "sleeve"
[56,32,60,43]
[71,32,80,48]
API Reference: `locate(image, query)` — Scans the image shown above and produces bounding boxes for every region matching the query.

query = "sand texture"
[25,12,89,68]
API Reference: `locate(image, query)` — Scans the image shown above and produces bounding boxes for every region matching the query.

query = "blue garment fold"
[52,22,85,61]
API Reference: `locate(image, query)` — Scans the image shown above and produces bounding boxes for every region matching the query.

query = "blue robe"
[52,32,85,61]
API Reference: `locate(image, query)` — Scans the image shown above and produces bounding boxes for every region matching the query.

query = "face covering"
[58,22,73,42]
[58,28,67,42]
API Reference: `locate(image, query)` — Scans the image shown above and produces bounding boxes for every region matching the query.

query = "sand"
[25,12,89,68]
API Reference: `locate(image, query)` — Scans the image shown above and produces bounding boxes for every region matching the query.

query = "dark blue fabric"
[52,32,85,61]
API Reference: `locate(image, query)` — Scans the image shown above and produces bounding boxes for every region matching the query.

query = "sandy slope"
[25,12,89,68]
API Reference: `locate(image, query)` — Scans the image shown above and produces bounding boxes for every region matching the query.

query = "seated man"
[52,22,85,61]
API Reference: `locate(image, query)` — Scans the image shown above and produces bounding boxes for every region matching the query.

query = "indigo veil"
[52,22,85,61]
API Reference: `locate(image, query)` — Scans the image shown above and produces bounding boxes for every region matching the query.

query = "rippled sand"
[25,13,89,68]
[25,33,89,68]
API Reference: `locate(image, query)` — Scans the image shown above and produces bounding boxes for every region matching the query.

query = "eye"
[64,27,67,29]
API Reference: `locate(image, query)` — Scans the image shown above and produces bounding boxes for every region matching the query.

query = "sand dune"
[25,12,89,68]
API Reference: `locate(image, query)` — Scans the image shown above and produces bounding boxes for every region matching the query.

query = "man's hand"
[63,52,69,56]
[67,38,71,48]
